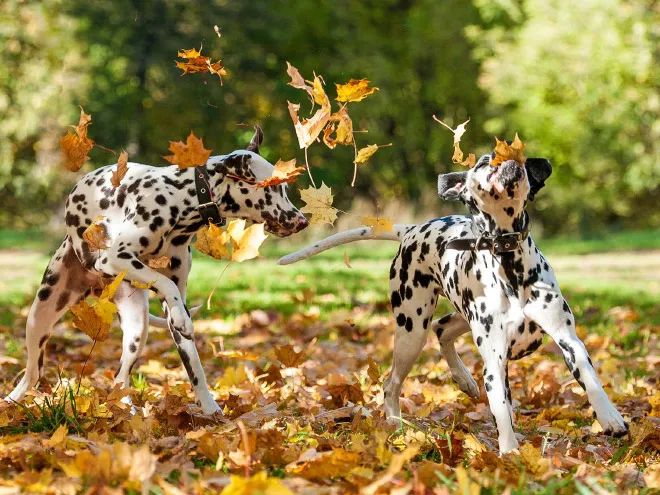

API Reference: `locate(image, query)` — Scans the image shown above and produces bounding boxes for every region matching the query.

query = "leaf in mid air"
[492,134,526,166]
[354,143,391,165]
[299,182,338,226]
[433,116,477,168]
[111,150,129,188]
[256,159,305,188]
[195,220,268,262]
[335,79,379,103]
[70,271,126,342]
[175,47,227,82]
[60,108,95,172]
[164,131,212,168]
[322,107,354,149]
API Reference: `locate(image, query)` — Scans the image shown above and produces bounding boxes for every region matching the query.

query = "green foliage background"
[0,0,657,234]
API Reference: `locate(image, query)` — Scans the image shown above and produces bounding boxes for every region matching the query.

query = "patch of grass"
[538,228,660,256]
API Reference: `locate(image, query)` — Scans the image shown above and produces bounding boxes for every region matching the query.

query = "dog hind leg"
[433,313,480,399]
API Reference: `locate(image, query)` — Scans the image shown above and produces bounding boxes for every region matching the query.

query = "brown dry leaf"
[60,108,95,172]
[322,107,354,149]
[256,159,305,188]
[354,143,391,165]
[82,217,109,252]
[286,61,311,93]
[335,78,379,103]
[362,445,420,495]
[147,256,171,269]
[361,215,394,235]
[299,182,338,226]
[343,250,352,269]
[433,116,476,168]
[164,131,212,168]
[287,100,331,150]
[176,47,227,82]
[286,448,360,480]
[492,134,526,166]
[111,150,129,188]
[70,271,126,341]
[275,344,306,368]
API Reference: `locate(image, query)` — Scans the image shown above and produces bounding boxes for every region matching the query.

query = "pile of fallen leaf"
[0,302,657,493]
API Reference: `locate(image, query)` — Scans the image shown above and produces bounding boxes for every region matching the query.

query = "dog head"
[210,127,308,237]
[438,154,552,226]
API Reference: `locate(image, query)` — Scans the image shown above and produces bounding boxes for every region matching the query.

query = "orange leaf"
[175,47,227,82]
[164,131,212,168]
[335,78,379,103]
[82,217,109,252]
[256,159,305,188]
[322,107,354,149]
[147,256,171,269]
[60,108,95,172]
[111,150,129,188]
[492,134,526,166]
[361,215,394,235]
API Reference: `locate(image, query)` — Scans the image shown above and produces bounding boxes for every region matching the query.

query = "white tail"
[278,224,410,265]
[148,305,201,328]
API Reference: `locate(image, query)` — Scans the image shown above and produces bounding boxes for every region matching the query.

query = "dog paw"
[597,406,628,437]
[168,306,194,339]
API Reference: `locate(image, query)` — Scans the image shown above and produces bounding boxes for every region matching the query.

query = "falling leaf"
[111,150,129,188]
[70,271,126,341]
[361,215,394,235]
[147,256,171,269]
[354,143,391,165]
[335,79,379,103]
[164,131,212,168]
[60,108,95,172]
[343,250,352,269]
[433,116,477,168]
[287,100,331,150]
[299,182,338,225]
[214,25,222,38]
[175,47,227,82]
[195,220,267,262]
[322,107,354,149]
[220,471,293,495]
[492,134,526,166]
[82,217,109,252]
[256,159,305,188]
[286,61,310,93]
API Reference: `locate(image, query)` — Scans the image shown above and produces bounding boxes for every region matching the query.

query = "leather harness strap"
[446,225,529,254]
[194,166,225,226]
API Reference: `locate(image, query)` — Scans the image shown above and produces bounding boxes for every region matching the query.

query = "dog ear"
[246,125,263,154]
[438,171,467,201]
[525,158,552,200]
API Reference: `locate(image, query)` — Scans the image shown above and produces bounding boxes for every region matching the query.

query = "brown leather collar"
[446,226,529,254]
[194,166,225,226]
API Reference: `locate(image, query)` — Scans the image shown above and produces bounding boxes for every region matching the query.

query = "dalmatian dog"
[279,153,628,453]
[5,127,308,415]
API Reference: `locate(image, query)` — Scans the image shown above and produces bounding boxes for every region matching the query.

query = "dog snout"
[500,160,523,185]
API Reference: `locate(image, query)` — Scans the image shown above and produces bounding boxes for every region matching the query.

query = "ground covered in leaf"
[0,245,658,494]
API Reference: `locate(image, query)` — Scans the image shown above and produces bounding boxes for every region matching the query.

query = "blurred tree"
[470,0,659,234]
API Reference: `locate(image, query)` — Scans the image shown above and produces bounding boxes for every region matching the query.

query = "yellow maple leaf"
[43,424,68,449]
[519,443,550,477]
[195,220,267,262]
[220,471,293,495]
[354,143,391,165]
[111,150,129,188]
[322,107,354,149]
[164,131,212,168]
[175,47,227,82]
[60,108,95,172]
[82,218,108,252]
[335,78,379,103]
[492,134,526,166]
[256,159,305,188]
[299,182,338,226]
[361,215,394,235]
[147,256,171,269]
[232,223,268,262]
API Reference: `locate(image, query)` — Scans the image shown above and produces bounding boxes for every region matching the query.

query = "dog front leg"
[524,291,628,437]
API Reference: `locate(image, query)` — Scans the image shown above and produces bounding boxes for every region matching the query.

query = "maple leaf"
[195,222,231,260]
[361,215,394,235]
[175,47,227,82]
[82,217,109,252]
[274,344,306,368]
[322,107,354,149]
[163,131,212,168]
[287,99,331,150]
[111,150,129,188]
[70,271,126,341]
[492,134,526,166]
[354,143,391,165]
[147,256,171,269]
[256,159,305,188]
[335,78,379,103]
[299,182,338,226]
[60,108,95,172]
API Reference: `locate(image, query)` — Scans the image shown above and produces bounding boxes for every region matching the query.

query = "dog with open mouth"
[279,151,628,453]
[5,126,308,415]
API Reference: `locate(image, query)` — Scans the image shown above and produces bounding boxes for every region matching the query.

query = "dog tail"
[278,224,410,265]
[148,304,202,328]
